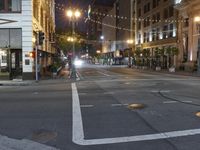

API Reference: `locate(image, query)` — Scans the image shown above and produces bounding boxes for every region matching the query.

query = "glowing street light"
[194,16,200,22]
[66,10,73,18]
[66,8,81,79]
[100,35,104,40]
[75,10,81,18]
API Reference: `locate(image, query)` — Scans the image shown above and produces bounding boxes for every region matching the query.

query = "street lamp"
[194,16,200,74]
[66,9,81,79]
[127,39,134,67]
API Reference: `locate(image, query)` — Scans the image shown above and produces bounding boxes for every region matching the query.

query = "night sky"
[55,0,116,32]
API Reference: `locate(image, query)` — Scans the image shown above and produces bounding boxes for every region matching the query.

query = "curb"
[0,135,59,150]
[0,81,33,86]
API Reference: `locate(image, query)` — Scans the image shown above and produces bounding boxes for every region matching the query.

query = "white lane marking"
[111,104,128,107]
[182,101,193,103]
[72,83,200,146]
[81,105,94,108]
[72,83,85,144]
[33,92,39,95]
[160,90,171,93]
[97,71,110,76]
[151,90,170,93]
[124,82,130,85]
[163,101,177,104]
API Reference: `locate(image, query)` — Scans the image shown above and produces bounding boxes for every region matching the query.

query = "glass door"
[10,49,22,79]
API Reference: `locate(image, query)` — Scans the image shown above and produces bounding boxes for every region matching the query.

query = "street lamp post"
[127,39,133,68]
[66,9,81,79]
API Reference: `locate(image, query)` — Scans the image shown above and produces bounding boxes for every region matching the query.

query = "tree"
[166,47,179,67]
[134,48,142,66]
[56,28,84,56]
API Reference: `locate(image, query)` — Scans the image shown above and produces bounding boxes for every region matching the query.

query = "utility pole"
[35,33,38,82]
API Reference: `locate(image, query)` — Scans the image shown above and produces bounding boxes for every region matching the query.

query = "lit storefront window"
[0,29,22,79]
[0,49,9,77]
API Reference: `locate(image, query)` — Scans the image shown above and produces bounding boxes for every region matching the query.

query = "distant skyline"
[55,0,116,32]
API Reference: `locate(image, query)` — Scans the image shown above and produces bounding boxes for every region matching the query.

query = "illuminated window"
[0,0,21,13]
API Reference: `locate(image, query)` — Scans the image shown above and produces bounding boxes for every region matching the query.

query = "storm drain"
[30,129,57,143]
[128,103,146,110]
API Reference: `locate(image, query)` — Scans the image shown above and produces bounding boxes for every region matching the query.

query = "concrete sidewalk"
[131,67,200,77]
[0,134,59,150]
[0,79,34,86]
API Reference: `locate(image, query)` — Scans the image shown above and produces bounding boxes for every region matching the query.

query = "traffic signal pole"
[35,33,39,82]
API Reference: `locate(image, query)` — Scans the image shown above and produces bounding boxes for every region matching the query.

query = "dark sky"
[55,0,116,32]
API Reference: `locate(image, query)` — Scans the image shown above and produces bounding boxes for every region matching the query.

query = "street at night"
[1,65,200,150]
[1,0,200,149]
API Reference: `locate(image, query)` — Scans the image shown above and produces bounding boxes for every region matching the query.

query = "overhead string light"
[55,2,188,23]
[55,2,187,23]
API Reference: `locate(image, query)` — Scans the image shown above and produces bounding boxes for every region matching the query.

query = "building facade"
[102,3,116,58]
[135,0,179,69]
[0,0,55,80]
[175,0,200,71]
[101,0,134,65]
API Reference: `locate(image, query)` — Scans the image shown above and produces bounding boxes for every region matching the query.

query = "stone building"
[0,0,55,80]
[135,0,179,69]
[175,0,200,71]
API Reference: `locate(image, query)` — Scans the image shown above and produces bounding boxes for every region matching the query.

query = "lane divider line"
[80,105,94,108]
[97,71,110,76]
[72,83,200,146]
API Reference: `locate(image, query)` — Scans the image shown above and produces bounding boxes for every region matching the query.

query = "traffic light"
[38,31,45,45]
[29,51,35,58]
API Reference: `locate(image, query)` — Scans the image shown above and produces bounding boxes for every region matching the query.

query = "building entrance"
[10,49,22,79]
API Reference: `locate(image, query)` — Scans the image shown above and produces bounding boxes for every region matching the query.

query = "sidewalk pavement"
[0,79,34,86]
[0,67,70,86]
[0,134,59,150]
[131,67,200,77]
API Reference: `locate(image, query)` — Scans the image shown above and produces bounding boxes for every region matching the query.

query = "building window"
[156,28,160,40]
[144,17,150,28]
[0,0,21,13]
[152,28,156,41]
[184,18,189,27]
[152,0,160,8]
[168,5,174,17]
[163,8,168,19]
[169,24,173,37]
[144,2,150,14]
[138,22,141,30]
[138,8,141,17]
[163,25,168,39]
[138,34,141,44]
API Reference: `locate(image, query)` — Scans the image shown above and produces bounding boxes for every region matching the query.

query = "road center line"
[163,101,177,104]
[81,105,94,108]
[111,104,128,107]
[72,83,200,146]
[97,71,110,76]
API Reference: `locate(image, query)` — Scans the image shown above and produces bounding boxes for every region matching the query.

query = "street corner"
[0,80,34,86]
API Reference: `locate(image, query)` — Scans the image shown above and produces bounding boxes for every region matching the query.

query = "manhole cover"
[195,112,200,117]
[128,103,145,110]
[31,129,57,143]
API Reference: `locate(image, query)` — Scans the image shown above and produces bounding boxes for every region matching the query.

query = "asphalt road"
[1,64,200,150]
